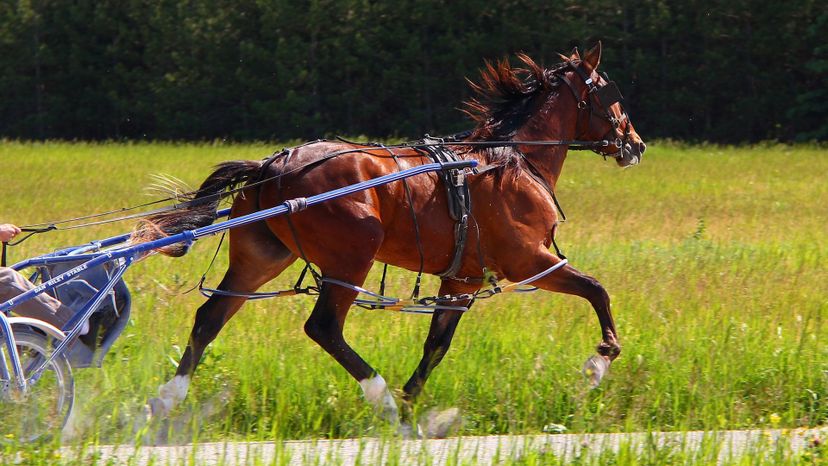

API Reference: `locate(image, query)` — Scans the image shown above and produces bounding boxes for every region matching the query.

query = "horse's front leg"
[303,276,405,430]
[508,252,621,387]
[401,280,476,436]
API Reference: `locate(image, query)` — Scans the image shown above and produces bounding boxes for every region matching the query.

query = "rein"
[1,226,56,267]
[8,61,624,290]
[416,139,618,150]
[12,137,617,234]
[14,58,627,239]
[3,135,608,271]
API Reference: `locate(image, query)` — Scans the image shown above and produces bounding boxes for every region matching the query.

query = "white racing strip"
[61,428,825,465]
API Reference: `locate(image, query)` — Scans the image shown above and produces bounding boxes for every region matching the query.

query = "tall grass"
[0,142,825,449]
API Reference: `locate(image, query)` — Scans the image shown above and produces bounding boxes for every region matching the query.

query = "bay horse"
[135,42,646,435]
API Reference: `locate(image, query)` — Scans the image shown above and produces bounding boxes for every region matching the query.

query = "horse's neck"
[516,97,577,189]
[523,148,566,189]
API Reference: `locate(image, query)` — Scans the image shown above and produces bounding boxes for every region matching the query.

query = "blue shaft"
[1,160,476,315]
[1,159,476,387]
[193,160,476,238]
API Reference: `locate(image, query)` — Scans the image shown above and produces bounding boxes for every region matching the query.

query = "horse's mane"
[462,54,568,168]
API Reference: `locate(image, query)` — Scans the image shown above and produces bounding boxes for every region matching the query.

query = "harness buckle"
[451,170,466,187]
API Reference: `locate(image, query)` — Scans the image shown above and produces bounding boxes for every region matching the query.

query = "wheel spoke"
[0,329,73,443]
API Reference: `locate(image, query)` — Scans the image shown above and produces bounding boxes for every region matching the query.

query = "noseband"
[559,61,631,158]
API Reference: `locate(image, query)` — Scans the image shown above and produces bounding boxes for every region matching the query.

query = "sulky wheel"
[0,328,74,443]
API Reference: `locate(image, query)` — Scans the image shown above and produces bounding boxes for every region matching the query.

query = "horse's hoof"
[582,354,610,388]
[146,397,171,419]
[423,407,462,438]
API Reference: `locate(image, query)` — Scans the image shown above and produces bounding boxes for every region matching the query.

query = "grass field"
[0,141,825,463]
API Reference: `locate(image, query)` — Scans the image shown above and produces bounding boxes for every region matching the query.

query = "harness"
[196,62,630,314]
[416,137,472,279]
[10,60,632,316]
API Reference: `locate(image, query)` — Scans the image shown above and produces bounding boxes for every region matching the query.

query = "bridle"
[558,60,631,159]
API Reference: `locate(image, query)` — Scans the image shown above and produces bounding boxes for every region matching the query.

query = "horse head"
[558,42,646,167]
[464,44,645,168]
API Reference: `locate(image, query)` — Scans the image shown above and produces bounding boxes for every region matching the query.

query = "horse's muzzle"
[616,141,645,167]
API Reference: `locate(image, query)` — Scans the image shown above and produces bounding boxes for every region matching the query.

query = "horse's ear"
[569,47,581,60]
[583,41,602,71]
[557,52,570,62]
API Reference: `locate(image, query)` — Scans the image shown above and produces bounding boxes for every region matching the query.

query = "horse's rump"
[133,140,463,274]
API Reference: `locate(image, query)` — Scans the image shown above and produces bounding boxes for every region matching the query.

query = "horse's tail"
[131,160,264,257]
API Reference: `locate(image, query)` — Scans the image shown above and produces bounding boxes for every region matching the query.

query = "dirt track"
[72,428,824,465]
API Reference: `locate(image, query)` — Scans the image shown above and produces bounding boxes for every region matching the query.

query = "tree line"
[1,0,825,142]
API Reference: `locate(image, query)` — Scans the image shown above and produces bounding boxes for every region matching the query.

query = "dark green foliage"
[0,0,825,142]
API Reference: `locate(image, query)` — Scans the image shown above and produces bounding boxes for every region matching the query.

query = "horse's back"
[254,141,460,275]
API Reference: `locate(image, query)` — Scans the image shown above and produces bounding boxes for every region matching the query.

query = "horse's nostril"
[638,142,647,155]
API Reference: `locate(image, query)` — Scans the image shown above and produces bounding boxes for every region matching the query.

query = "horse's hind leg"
[149,221,297,418]
[303,275,404,426]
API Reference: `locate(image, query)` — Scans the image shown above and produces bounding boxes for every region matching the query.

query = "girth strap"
[417,138,472,279]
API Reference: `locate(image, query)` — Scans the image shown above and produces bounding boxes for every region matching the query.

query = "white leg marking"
[157,375,190,414]
[359,374,399,423]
